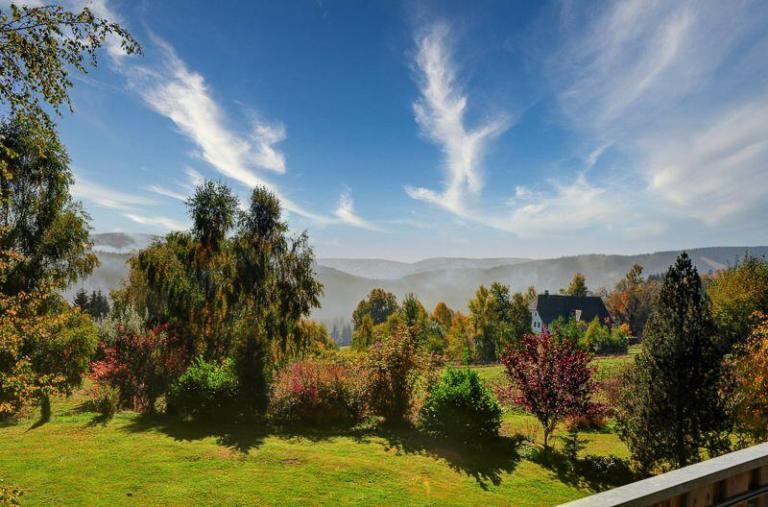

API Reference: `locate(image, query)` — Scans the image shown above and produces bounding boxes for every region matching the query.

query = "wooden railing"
[560,442,768,507]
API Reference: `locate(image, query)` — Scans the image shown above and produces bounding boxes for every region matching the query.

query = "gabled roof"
[530,293,610,325]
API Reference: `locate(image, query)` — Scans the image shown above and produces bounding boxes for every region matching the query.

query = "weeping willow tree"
[117,182,323,412]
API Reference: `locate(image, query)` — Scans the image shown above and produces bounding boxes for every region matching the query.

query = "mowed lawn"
[469,344,640,384]
[0,351,637,506]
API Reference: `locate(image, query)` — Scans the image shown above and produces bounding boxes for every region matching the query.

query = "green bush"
[581,319,629,355]
[419,368,502,444]
[87,383,120,419]
[166,357,239,422]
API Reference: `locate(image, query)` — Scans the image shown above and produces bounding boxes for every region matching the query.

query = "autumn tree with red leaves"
[500,331,595,448]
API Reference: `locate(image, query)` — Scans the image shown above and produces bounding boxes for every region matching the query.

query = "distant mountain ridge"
[318,257,530,280]
[74,234,768,324]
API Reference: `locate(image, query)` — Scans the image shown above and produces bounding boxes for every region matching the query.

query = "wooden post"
[723,470,752,507]
[686,483,715,507]
[757,465,768,507]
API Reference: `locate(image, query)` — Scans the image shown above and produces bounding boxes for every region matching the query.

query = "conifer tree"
[73,288,89,311]
[616,253,730,472]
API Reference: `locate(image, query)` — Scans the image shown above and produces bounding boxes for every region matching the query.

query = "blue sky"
[12,0,768,260]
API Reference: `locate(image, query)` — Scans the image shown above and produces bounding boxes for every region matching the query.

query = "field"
[0,351,637,506]
[469,344,641,384]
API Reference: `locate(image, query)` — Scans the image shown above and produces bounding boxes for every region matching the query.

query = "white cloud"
[84,0,131,60]
[122,212,186,232]
[0,0,44,8]
[643,96,768,225]
[115,34,374,229]
[553,0,719,133]
[544,0,768,230]
[251,123,287,174]
[334,192,378,231]
[146,184,187,202]
[403,22,637,238]
[126,35,285,188]
[498,174,624,236]
[585,141,613,169]
[72,176,155,211]
[185,167,205,188]
[147,167,208,202]
[73,175,186,232]
[65,0,377,231]
[406,22,509,215]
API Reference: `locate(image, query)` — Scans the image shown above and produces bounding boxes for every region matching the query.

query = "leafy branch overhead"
[0,3,141,136]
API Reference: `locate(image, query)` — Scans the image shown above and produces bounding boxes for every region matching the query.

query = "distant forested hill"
[71,234,768,324]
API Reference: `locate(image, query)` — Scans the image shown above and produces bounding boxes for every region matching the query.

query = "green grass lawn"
[0,387,633,506]
[469,344,640,385]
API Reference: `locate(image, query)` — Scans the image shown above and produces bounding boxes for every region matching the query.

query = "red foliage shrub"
[564,403,608,431]
[500,331,596,448]
[90,324,189,413]
[269,358,364,426]
[489,378,519,408]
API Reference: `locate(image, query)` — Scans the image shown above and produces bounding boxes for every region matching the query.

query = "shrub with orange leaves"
[0,251,98,419]
[726,312,768,443]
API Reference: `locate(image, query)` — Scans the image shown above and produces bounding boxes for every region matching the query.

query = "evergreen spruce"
[616,253,730,472]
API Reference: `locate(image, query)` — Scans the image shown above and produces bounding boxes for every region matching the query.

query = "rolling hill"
[72,234,768,324]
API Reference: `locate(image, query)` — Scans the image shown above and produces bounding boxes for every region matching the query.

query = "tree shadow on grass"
[355,426,527,490]
[122,411,384,455]
[121,412,525,487]
[528,446,639,492]
[26,396,51,431]
[122,413,272,454]
[68,401,112,427]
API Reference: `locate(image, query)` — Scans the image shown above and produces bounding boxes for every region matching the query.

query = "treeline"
[73,289,110,320]
[347,269,646,360]
[349,284,534,362]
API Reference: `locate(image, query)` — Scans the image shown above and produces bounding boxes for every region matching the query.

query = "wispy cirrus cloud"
[120,34,377,228]
[643,96,768,226]
[122,212,187,232]
[548,0,768,227]
[72,175,186,232]
[56,0,378,231]
[405,22,510,216]
[126,35,286,184]
[72,176,155,211]
[334,192,379,231]
[146,167,206,202]
[499,174,625,236]
[146,184,187,202]
[404,21,624,237]
[407,3,768,239]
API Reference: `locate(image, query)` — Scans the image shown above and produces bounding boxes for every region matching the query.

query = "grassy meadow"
[0,351,637,506]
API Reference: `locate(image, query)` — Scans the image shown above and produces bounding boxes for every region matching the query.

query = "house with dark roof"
[529,291,610,333]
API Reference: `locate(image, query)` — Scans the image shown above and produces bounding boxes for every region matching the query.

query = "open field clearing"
[0,369,632,507]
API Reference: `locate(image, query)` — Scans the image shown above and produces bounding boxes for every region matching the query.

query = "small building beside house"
[529,291,610,333]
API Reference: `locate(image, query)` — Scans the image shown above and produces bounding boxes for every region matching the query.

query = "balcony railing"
[560,442,768,507]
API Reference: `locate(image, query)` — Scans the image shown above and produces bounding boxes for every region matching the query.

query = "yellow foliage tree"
[727,312,768,443]
[0,250,97,418]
